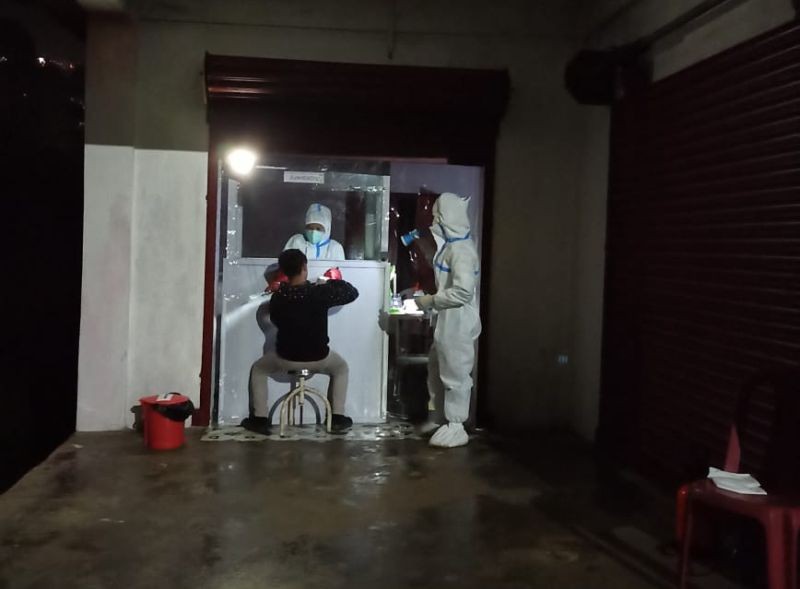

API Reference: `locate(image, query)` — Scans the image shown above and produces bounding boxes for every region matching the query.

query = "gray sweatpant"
[248,350,349,418]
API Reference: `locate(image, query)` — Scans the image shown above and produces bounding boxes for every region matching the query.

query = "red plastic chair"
[790,510,800,589]
[677,369,800,589]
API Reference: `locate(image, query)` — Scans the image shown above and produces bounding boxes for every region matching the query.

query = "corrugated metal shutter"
[599,21,800,484]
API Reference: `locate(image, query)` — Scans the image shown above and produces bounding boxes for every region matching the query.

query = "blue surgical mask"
[305,229,324,245]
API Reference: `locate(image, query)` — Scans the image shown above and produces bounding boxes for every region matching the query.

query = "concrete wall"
[586,0,796,79]
[77,0,796,434]
[80,0,593,431]
[569,108,610,440]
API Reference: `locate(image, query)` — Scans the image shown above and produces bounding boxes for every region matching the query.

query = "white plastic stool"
[277,369,332,437]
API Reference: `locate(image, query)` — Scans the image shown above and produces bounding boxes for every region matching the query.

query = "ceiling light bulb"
[227,148,257,176]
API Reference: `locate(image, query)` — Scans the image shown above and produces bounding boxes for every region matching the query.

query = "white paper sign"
[284,171,325,184]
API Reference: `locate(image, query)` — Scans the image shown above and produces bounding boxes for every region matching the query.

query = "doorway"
[207,155,484,427]
[198,54,509,427]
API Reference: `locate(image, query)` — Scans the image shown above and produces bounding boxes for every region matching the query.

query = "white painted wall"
[78,145,135,430]
[127,150,207,413]
[79,147,207,429]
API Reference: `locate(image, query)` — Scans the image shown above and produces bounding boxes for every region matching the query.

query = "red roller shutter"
[599,21,800,484]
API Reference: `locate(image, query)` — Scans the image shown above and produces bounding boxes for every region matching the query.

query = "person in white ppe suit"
[414,192,481,448]
[284,203,346,260]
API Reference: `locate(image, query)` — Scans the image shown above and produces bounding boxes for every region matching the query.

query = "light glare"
[227,148,257,176]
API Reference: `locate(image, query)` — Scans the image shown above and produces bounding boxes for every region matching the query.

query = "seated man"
[242,249,358,435]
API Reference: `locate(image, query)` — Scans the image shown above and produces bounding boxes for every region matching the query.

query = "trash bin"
[139,393,194,450]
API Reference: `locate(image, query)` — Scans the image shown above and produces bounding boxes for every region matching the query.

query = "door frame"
[195,55,509,426]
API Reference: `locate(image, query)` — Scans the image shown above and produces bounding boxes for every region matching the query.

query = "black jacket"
[270,280,359,362]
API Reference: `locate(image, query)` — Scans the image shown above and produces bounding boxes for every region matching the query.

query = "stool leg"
[299,387,331,433]
[297,377,304,426]
[279,397,288,437]
[326,400,332,433]
[279,385,299,437]
[280,386,331,436]
[268,391,292,425]
[279,382,313,437]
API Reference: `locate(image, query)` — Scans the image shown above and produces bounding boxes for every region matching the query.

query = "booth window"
[228,159,389,261]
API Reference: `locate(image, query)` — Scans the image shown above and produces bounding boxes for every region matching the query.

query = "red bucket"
[140,394,190,450]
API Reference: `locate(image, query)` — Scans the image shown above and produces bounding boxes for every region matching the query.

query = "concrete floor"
[0,430,741,589]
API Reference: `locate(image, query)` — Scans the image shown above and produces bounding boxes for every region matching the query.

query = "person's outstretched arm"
[417,250,478,311]
[314,279,359,308]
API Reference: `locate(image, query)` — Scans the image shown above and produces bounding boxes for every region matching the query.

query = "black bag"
[153,398,195,422]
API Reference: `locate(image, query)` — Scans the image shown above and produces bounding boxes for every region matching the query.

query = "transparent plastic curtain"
[213,157,391,425]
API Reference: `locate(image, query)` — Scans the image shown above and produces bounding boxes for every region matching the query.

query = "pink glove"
[324,267,343,281]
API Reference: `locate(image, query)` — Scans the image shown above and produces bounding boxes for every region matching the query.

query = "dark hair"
[278,249,307,278]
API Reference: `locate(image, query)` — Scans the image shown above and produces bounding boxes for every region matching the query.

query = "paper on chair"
[708,467,767,495]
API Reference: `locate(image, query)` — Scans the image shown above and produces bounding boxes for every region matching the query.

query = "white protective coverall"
[284,203,346,260]
[416,192,481,448]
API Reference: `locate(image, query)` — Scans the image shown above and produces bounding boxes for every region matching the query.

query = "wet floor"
[0,430,726,589]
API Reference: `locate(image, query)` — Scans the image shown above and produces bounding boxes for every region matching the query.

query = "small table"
[381,311,432,419]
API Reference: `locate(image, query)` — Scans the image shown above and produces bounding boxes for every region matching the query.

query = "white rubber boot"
[429,423,469,448]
